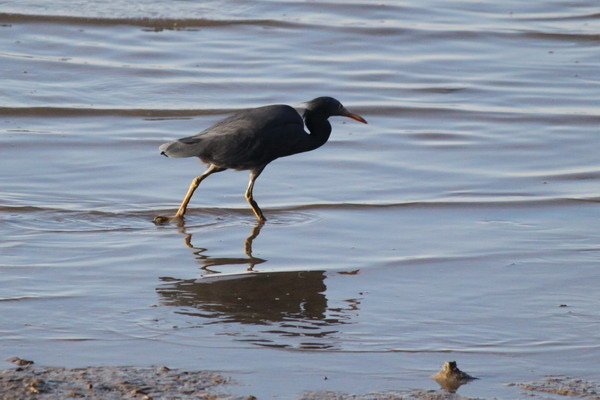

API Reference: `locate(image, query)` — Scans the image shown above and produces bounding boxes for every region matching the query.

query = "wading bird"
[154,97,367,224]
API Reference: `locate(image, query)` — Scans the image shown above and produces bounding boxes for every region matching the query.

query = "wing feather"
[159,105,307,170]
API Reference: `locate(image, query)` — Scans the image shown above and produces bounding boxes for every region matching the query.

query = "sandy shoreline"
[2,359,599,400]
[0,363,237,400]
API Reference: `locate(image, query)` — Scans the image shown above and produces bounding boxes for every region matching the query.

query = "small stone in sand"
[6,357,34,366]
[432,361,476,392]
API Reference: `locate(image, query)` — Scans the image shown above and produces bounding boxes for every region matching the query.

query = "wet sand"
[1,362,234,400]
[1,0,599,398]
[6,358,475,400]
[4,360,600,399]
[516,377,600,399]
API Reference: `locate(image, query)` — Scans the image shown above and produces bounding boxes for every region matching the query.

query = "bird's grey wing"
[200,106,307,169]
[158,113,242,158]
[159,105,307,168]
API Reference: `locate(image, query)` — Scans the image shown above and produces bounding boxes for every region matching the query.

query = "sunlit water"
[1,1,599,398]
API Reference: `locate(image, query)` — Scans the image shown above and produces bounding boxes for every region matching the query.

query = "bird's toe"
[153,215,172,225]
[153,214,186,226]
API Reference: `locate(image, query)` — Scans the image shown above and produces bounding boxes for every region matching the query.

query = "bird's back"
[159,105,306,170]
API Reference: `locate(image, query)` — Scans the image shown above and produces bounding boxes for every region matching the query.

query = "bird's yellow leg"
[244,167,266,222]
[174,176,203,217]
[154,164,223,224]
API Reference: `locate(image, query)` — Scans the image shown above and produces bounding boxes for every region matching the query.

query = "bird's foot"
[153,215,171,225]
[153,215,183,225]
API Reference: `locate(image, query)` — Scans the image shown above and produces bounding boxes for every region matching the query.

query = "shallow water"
[1,0,599,398]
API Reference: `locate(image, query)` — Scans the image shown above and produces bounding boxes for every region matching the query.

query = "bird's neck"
[303,110,332,151]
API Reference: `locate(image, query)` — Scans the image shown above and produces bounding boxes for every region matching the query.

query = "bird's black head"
[304,97,367,124]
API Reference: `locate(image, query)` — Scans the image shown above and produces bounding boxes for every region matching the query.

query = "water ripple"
[0,12,300,30]
[2,105,599,126]
[2,196,599,221]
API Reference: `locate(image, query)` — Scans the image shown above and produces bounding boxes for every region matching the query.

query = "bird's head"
[303,97,367,124]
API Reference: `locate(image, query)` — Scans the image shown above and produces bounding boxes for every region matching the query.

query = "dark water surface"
[1,0,599,398]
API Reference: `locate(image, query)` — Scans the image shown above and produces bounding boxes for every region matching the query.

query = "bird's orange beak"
[342,108,368,124]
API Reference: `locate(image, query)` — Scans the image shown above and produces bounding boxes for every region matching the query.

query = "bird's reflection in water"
[156,222,360,349]
[182,221,266,272]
